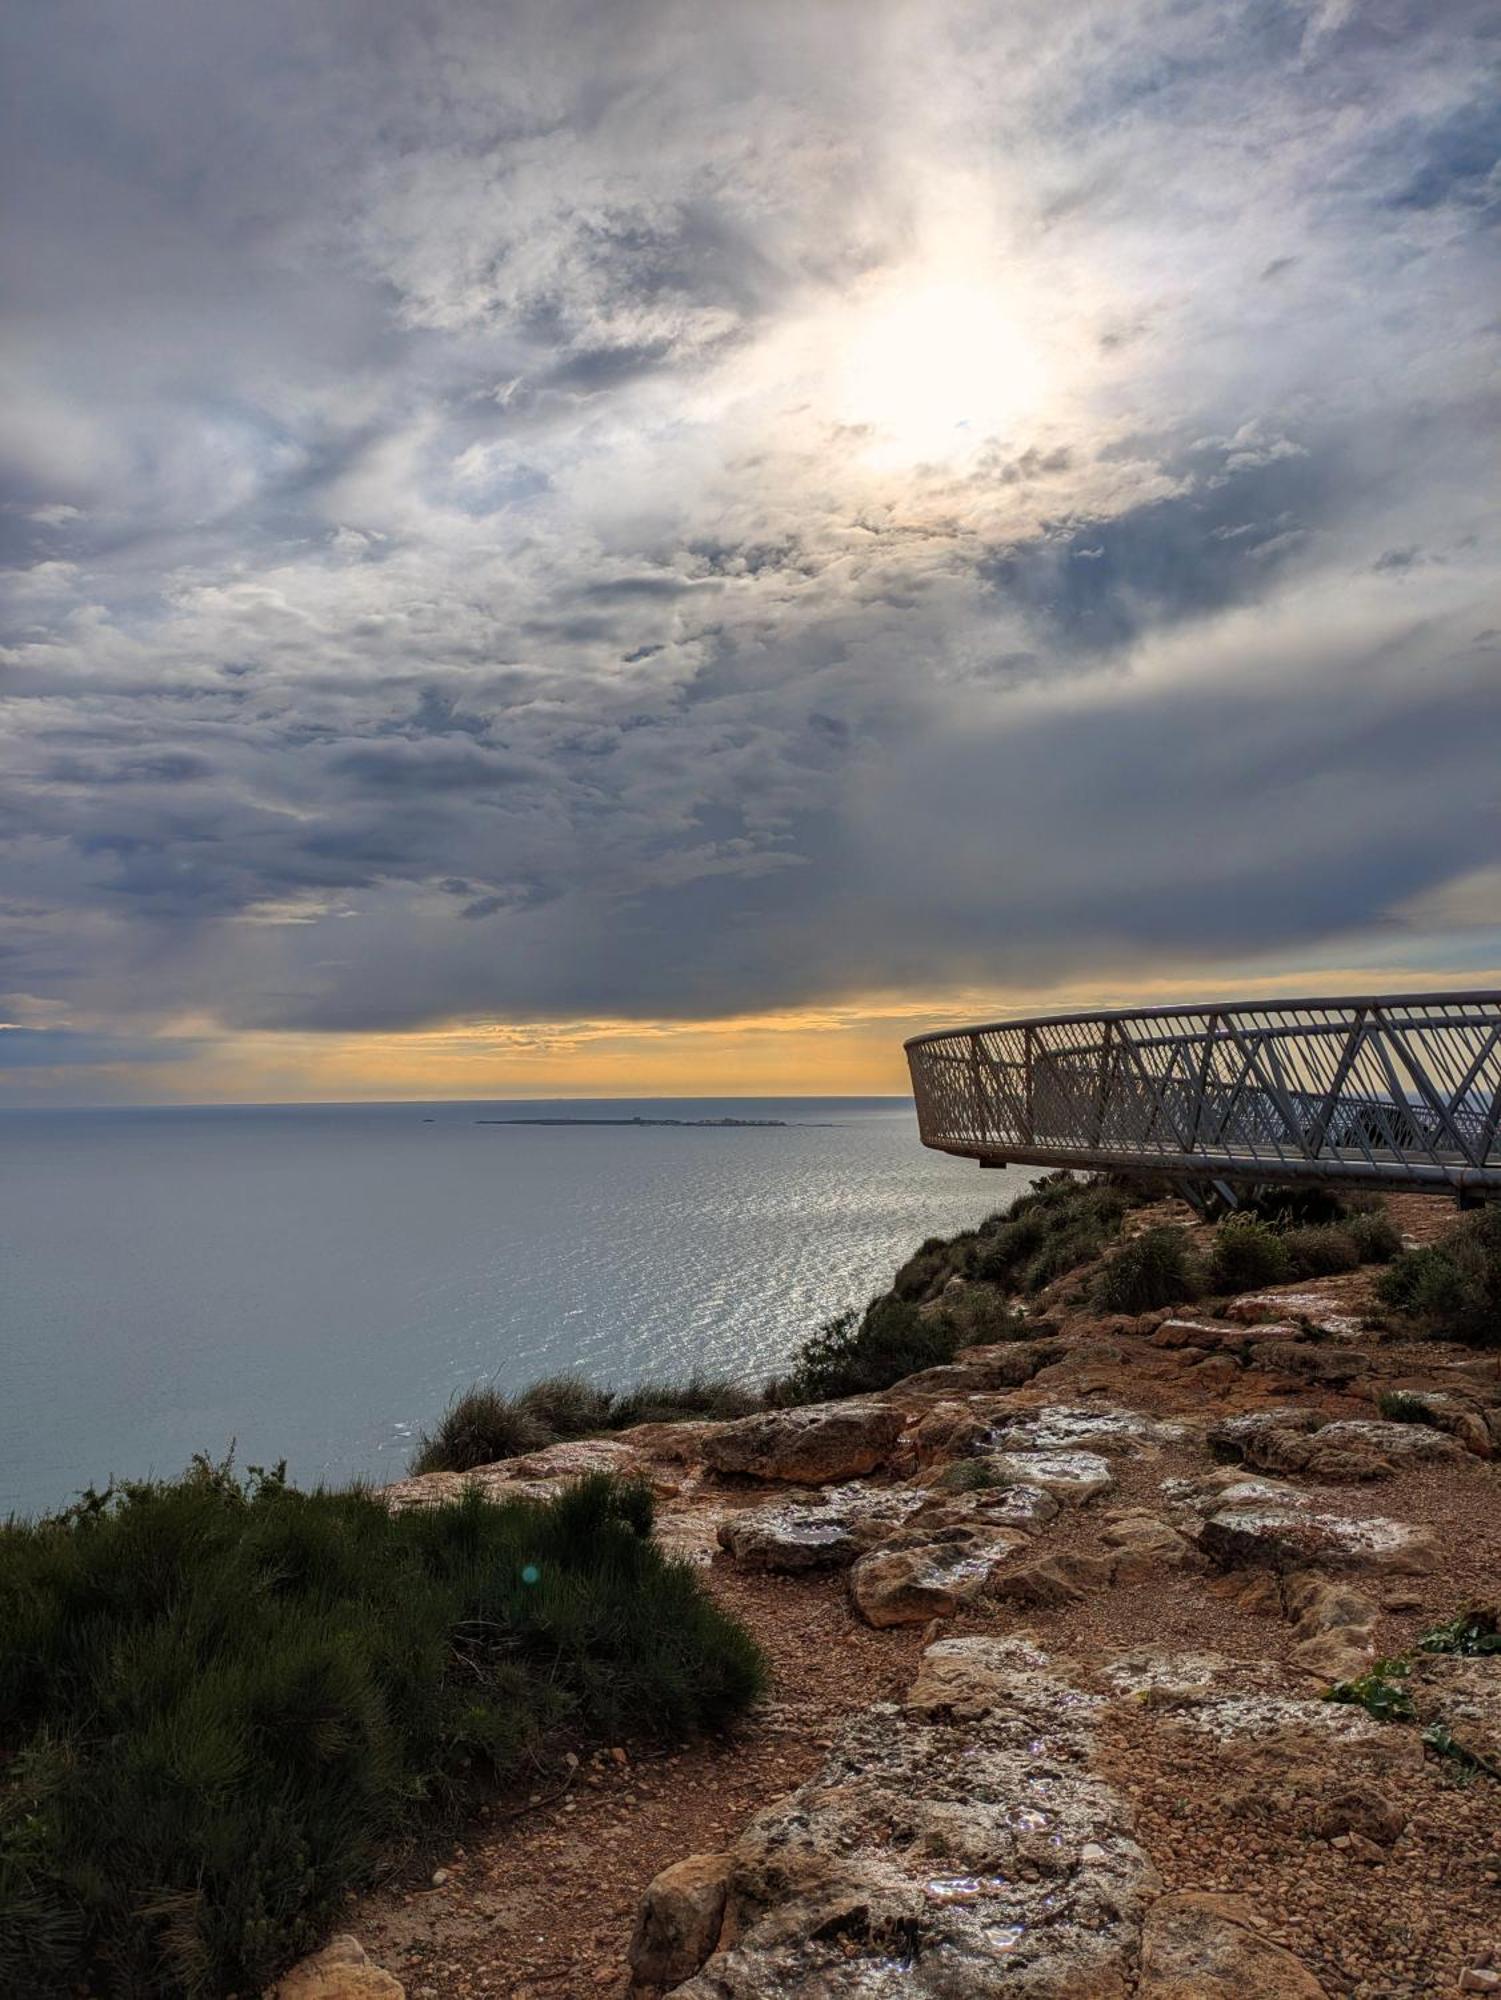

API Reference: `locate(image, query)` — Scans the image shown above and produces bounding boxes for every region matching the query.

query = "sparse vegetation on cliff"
[0,1459,765,1997]
[1376,1205,1501,1348]
[411,1373,760,1476]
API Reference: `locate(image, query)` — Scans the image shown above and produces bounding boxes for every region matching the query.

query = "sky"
[2,0,1498,1104]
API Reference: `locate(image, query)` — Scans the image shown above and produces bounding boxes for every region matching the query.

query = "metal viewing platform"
[905,991,1501,1200]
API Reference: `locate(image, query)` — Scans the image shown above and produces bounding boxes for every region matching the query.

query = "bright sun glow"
[835,272,1049,469]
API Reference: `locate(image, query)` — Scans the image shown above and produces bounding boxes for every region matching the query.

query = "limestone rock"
[269,1937,404,2000]
[908,1400,993,1467]
[1198,1506,1435,1575]
[1289,1628,1378,1681]
[989,1550,1121,1608]
[675,1638,1158,1998]
[1208,1409,1324,1464]
[849,1526,1026,1626]
[990,1448,1115,1502]
[702,1402,905,1484]
[1312,1419,1463,1464]
[1254,1341,1368,1387]
[1418,1653,1501,1774]
[1280,1571,1378,1639]
[1139,1890,1329,1998]
[716,1486,921,1572]
[1311,1784,1405,1845]
[628,1851,731,1992]
[1100,1510,1197,1568]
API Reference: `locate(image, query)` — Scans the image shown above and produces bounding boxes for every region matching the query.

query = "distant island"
[475,1115,795,1128]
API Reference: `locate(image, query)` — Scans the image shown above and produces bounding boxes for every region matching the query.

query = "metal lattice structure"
[905,992,1501,1199]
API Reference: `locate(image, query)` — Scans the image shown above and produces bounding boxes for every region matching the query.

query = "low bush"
[411,1386,549,1472]
[411,1372,761,1475]
[1376,1206,1501,1348]
[1345,1209,1403,1264]
[1093,1227,1201,1313]
[1377,1390,1442,1426]
[0,1460,765,1997]
[770,1296,962,1405]
[1206,1216,1291,1293]
[971,1173,1143,1295]
[1281,1224,1362,1279]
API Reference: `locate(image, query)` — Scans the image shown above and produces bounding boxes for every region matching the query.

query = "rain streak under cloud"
[1,0,1499,1098]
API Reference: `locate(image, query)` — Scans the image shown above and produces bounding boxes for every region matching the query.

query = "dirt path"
[353,1569,926,1997]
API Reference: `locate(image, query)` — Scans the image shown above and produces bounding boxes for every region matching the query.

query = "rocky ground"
[278,1193,1501,2000]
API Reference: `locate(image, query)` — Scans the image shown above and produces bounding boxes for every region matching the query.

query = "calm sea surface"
[1,1099,1033,1517]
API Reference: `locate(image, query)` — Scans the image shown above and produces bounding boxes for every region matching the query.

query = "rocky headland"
[296,1189,1501,2000]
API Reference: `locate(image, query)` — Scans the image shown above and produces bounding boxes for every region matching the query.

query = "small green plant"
[969,1172,1145,1295]
[1376,1389,1443,1427]
[1322,1657,1415,1723]
[411,1372,762,1474]
[1281,1223,1361,1279]
[1422,1722,1500,1784]
[1376,1206,1501,1348]
[772,1296,963,1405]
[1418,1606,1501,1655]
[1093,1227,1200,1312]
[1206,1215,1291,1292]
[1345,1210,1403,1263]
[411,1385,549,1472]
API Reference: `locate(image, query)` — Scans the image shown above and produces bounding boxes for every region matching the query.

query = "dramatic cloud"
[2,0,1498,1095]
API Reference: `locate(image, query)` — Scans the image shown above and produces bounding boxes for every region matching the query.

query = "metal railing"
[905,991,1501,1196]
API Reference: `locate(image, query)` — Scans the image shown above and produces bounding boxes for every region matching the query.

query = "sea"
[0,1098,1035,1518]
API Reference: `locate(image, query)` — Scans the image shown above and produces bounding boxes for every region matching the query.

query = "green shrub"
[1282,1224,1361,1280]
[1322,1656,1415,1723]
[1346,1210,1403,1263]
[1093,1227,1200,1313]
[607,1376,761,1428]
[411,1372,763,1475]
[773,1297,962,1405]
[971,1173,1141,1294]
[1206,1216,1291,1293]
[411,1387,549,1473]
[1377,1390,1442,1426]
[514,1374,616,1435]
[1377,1207,1501,1347]
[0,1462,765,1997]
[1419,1607,1501,1656]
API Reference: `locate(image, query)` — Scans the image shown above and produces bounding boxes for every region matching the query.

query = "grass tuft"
[1093,1227,1201,1313]
[1376,1205,1501,1348]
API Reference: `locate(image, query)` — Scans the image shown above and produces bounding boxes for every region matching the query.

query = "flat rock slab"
[992,1404,1184,1455]
[990,1449,1116,1502]
[382,1437,643,1512]
[849,1526,1030,1627]
[1139,1891,1330,1998]
[673,1638,1157,1997]
[717,1486,924,1573]
[702,1402,906,1484]
[1198,1505,1436,1575]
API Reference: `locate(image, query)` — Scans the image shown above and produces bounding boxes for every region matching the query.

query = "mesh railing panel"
[905,993,1501,1193]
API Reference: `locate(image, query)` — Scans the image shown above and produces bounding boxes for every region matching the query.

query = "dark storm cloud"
[1,0,1499,1084]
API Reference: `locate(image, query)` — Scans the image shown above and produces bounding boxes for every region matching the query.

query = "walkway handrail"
[905,991,1501,1195]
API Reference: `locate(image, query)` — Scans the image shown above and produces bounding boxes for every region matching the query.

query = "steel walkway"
[905,991,1501,1199]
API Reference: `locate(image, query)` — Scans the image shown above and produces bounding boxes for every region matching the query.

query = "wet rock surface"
[716,1486,923,1573]
[671,1639,1157,1998]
